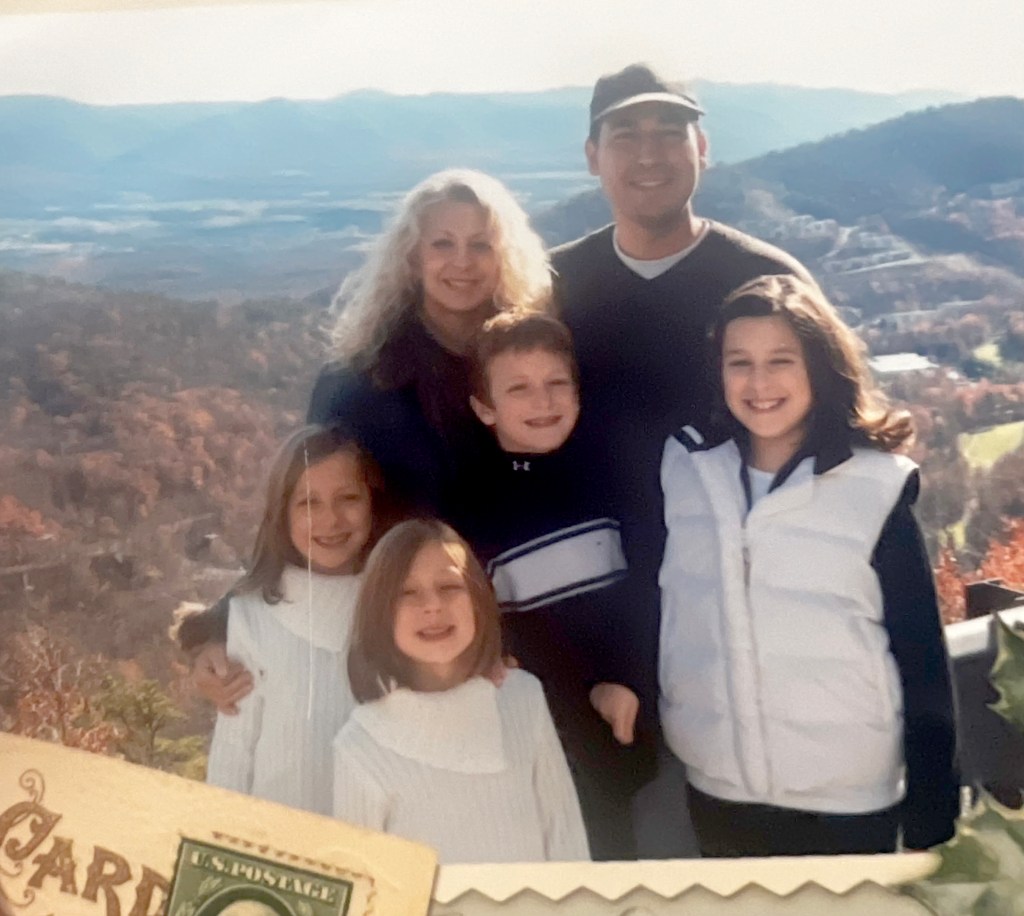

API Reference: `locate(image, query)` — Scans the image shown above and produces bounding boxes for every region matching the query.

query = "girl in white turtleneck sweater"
[335,518,589,864]
[206,425,388,816]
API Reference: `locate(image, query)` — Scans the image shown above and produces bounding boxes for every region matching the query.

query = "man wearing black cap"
[556,63,812,487]
[551,63,813,859]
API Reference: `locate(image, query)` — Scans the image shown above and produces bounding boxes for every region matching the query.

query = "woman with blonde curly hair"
[184,171,553,711]
[309,168,552,513]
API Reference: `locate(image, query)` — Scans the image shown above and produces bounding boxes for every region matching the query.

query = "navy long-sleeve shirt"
[872,473,960,849]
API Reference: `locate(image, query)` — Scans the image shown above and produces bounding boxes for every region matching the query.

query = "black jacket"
[550,221,815,715]
[307,315,490,516]
[449,422,657,792]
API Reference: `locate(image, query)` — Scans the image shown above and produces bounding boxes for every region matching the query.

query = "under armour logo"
[512,460,531,471]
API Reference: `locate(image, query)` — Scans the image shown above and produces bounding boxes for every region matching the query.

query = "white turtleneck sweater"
[332,670,590,863]
[206,566,360,815]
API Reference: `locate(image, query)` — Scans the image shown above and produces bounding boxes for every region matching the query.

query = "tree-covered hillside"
[540,97,1024,277]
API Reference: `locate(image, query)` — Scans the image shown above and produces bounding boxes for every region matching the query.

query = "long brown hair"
[348,518,502,702]
[712,275,913,452]
[238,425,394,603]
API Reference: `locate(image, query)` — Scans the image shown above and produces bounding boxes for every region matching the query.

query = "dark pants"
[573,744,702,860]
[632,748,701,859]
[549,682,656,861]
[504,612,657,860]
[571,765,639,860]
[687,784,900,857]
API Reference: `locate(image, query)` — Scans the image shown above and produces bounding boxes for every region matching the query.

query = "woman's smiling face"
[415,200,501,330]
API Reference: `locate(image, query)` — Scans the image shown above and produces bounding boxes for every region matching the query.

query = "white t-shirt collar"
[746,466,775,506]
[613,219,709,279]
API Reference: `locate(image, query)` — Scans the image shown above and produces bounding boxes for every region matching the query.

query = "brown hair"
[238,425,395,603]
[348,518,503,702]
[469,309,579,404]
[712,275,913,452]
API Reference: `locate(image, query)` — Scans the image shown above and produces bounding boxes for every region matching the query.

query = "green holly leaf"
[908,882,989,916]
[903,796,1024,915]
[904,614,1024,914]
[989,614,1024,736]
[969,802,1024,854]
[923,831,1000,884]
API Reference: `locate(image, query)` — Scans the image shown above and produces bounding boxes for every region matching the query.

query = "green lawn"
[959,420,1024,470]
[973,343,1003,366]
[945,518,968,549]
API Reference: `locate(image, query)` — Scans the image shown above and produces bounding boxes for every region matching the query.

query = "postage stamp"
[165,838,354,916]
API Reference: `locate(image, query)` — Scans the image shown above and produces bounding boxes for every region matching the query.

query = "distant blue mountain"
[692,83,967,164]
[0,83,962,213]
[0,82,970,300]
[537,97,1024,284]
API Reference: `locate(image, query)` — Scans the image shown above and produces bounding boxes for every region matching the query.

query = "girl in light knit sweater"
[334,518,590,863]
[205,425,392,815]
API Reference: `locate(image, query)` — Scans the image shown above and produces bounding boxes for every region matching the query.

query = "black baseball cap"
[590,63,704,127]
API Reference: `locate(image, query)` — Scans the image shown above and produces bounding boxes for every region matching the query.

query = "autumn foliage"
[1,268,1021,776]
[2,627,120,754]
[934,518,1024,624]
[935,546,969,624]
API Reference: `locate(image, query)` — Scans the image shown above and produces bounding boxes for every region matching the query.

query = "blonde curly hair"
[329,169,552,373]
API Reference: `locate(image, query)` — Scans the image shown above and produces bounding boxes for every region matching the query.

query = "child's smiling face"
[393,540,476,691]
[287,450,372,575]
[722,315,813,472]
[470,347,580,454]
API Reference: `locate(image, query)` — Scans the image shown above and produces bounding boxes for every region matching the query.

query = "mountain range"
[0,82,961,211]
[6,85,1024,306]
[539,96,1024,318]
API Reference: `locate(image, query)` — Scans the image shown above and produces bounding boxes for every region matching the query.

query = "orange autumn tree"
[935,546,968,625]
[978,518,1024,592]
[0,494,62,560]
[933,518,1024,626]
[2,627,120,754]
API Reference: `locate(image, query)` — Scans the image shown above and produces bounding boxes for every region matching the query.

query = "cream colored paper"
[431,855,939,915]
[0,733,437,916]
[0,1,297,14]
[0,732,943,916]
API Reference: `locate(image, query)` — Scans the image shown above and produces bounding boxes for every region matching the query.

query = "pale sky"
[0,0,1022,105]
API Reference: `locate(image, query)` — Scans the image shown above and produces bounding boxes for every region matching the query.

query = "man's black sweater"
[551,221,814,710]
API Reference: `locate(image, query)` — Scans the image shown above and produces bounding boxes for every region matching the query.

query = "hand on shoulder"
[191,642,255,715]
[485,654,519,688]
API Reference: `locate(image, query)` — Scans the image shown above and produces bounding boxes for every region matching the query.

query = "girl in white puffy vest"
[205,424,391,815]
[659,274,958,857]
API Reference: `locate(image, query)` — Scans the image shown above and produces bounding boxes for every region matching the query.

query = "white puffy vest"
[659,437,916,814]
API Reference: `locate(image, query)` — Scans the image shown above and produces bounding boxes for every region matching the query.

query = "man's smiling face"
[586,101,706,238]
